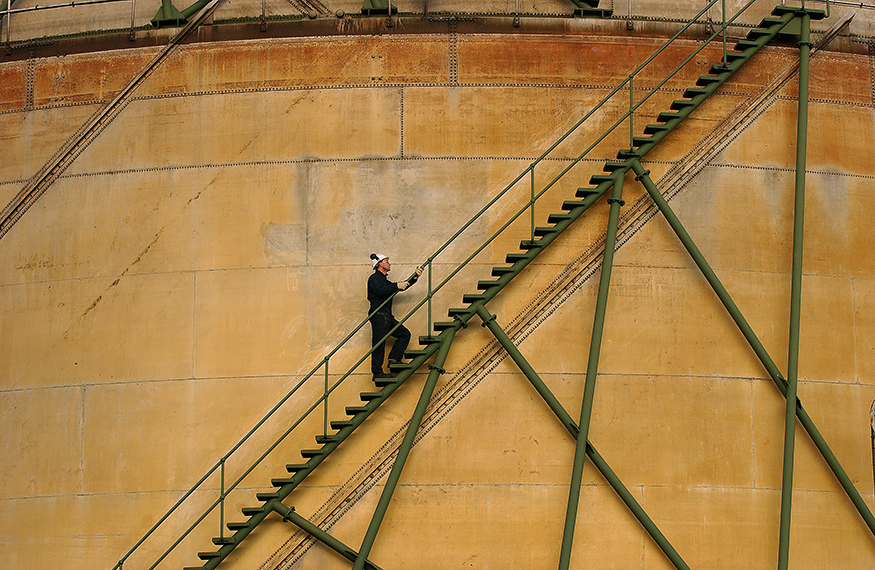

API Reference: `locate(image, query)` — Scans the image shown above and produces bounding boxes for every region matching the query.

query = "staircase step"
[491,266,515,277]
[657,111,682,123]
[616,148,641,160]
[242,506,267,516]
[228,520,251,530]
[682,87,709,99]
[695,74,721,87]
[759,16,785,27]
[477,279,502,290]
[272,477,295,487]
[360,391,384,401]
[561,200,587,211]
[198,552,221,561]
[746,27,770,39]
[505,252,530,263]
[374,376,397,387]
[301,448,324,458]
[632,136,653,148]
[418,335,442,345]
[734,39,760,51]
[644,123,670,135]
[462,293,486,304]
[212,537,235,546]
[433,321,456,331]
[709,63,733,75]
[589,173,614,186]
[329,420,353,430]
[184,567,207,570]
[388,361,412,372]
[669,99,695,111]
[448,307,470,318]
[576,187,600,198]
[534,226,557,237]
[546,213,572,225]
[602,161,627,172]
[287,463,310,472]
[346,405,369,416]
[519,240,543,250]
[315,434,339,444]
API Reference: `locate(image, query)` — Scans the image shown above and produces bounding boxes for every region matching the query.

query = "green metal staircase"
[177,6,826,570]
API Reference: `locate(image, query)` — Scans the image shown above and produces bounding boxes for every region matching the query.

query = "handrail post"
[219,459,225,540]
[778,11,811,570]
[558,174,625,570]
[530,165,535,242]
[628,75,634,149]
[323,357,329,438]
[427,259,433,337]
[722,0,727,65]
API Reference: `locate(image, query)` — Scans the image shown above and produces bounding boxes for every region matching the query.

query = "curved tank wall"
[1,2,875,569]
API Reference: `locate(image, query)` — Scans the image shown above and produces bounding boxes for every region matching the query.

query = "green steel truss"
[102,3,875,570]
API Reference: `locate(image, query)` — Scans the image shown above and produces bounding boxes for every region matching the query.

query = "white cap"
[370,253,387,269]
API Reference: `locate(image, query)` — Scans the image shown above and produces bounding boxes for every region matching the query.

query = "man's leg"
[387,321,410,363]
[370,315,389,375]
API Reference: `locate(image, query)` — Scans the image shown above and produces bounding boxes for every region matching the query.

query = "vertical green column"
[631,159,875,538]
[558,175,625,570]
[778,12,811,570]
[352,327,458,570]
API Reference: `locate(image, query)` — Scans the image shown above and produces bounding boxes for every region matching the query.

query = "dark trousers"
[370,311,410,374]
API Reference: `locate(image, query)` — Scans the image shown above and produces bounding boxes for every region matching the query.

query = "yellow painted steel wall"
[1,12,874,570]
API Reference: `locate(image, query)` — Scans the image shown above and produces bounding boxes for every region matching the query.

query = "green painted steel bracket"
[559,173,625,570]
[352,327,457,570]
[475,305,691,570]
[151,0,186,27]
[361,0,396,16]
[630,160,875,540]
[271,504,384,570]
[568,0,612,18]
[778,11,812,570]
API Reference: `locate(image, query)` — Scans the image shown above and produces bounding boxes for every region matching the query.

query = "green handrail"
[111,1,776,568]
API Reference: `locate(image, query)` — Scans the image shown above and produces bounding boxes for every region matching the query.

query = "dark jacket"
[368,271,399,316]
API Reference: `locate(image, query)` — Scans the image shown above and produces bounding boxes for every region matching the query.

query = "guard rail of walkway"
[109,1,834,569]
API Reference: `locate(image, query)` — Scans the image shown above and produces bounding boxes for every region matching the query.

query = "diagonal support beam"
[559,174,625,570]
[779,12,812,570]
[630,159,875,539]
[271,504,384,570]
[475,304,691,570]
[352,326,459,570]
